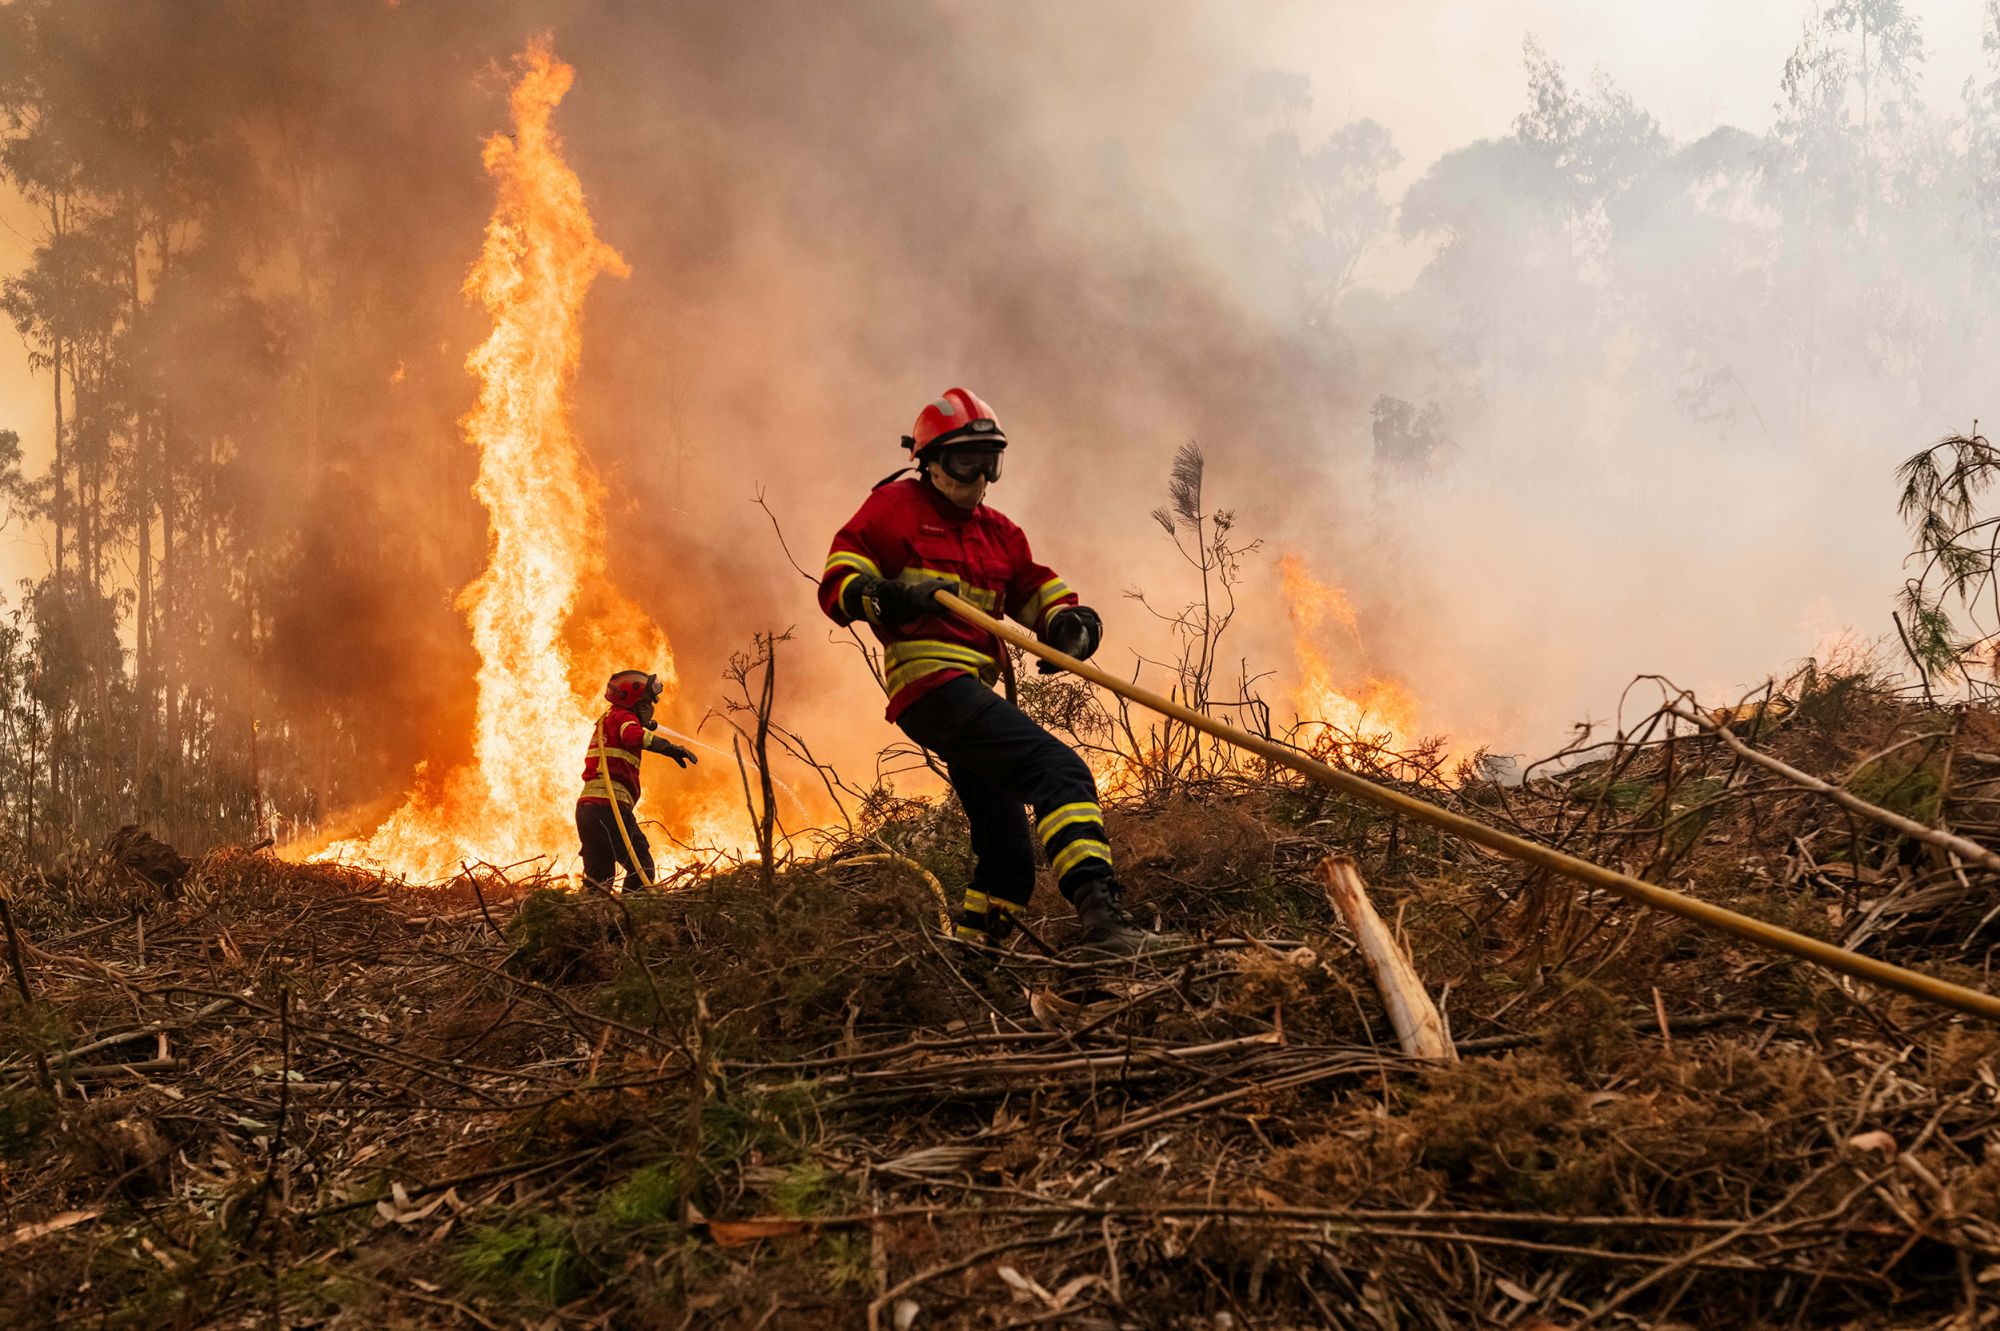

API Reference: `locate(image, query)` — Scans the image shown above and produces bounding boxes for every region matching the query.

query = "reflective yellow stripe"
[825,550,882,578]
[1035,801,1099,837]
[886,659,977,696]
[1022,577,1072,629]
[834,571,863,607]
[883,639,981,659]
[884,660,936,695]
[1051,838,1113,879]
[590,745,643,766]
[588,744,643,806]
[1031,580,1072,628]
[884,639,995,669]
[882,638,1000,694]
[962,890,1023,915]
[1035,801,1103,845]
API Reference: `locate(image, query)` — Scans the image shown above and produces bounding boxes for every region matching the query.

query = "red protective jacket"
[578,706,647,807]
[820,478,1079,721]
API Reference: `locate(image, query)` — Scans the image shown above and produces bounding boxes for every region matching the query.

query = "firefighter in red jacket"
[577,669,698,890]
[819,388,1154,954]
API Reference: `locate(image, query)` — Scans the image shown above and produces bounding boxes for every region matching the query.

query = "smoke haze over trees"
[2,0,1997,859]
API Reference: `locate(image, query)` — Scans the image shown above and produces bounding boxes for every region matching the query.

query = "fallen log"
[1316,854,1457,1061]
[10,1058,189,1088]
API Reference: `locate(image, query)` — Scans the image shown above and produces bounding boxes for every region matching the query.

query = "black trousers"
[896,676,1113,930]
[576,799,655,890]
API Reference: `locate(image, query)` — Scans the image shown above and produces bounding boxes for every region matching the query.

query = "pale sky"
[1240,0,1989,286]
[1253,1,1984,170]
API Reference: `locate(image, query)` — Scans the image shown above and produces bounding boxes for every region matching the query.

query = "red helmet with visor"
[604,670,662,711]
[903,387,1007,483]
[905,388,1007,454]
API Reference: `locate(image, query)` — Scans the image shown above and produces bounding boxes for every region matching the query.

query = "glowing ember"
[320,39,684,881]
[1279,553,1423,752]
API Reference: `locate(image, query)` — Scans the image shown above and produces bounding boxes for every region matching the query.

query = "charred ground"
[2,662,1998,1330]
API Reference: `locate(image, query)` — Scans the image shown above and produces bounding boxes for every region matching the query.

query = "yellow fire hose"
[935,590,2000,1023]
[592,740,657,891]
[838,852,955,933]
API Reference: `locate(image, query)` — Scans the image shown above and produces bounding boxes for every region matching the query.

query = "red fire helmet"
[906,387,1008,456]
[604,670,661,710]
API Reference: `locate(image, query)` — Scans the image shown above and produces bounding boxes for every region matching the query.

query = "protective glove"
[644,733,698,767]
[865,576,959,629]
[1037,605,1103,673]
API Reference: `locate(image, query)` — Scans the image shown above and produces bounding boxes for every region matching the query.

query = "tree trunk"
[87,459,101,591]
[246,562,262,842]
[24,694,39,862]
[135,416,153,822]
[130,238,153,824]
[160,408,178,821]
[78,350,99,591]
[48,297,67,849]
[49,197,65,588]
[152,222,180,826]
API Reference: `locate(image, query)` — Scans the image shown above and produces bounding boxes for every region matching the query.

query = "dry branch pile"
[3,666,2000,1329]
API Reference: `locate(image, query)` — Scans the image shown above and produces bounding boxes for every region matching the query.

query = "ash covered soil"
[5,667,2000,1330]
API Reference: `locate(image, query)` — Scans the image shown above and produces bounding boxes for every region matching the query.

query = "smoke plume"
[3,0,1995,849]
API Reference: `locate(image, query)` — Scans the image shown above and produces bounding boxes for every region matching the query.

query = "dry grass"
[2,668,1999,1328]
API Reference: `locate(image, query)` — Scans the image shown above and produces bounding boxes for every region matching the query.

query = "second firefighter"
[577,669,698,890]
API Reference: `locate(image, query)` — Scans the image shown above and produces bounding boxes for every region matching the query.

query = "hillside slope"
[3,667,1998,1329]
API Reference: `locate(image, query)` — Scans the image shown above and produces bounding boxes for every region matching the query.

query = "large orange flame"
[1279,553,1424,753]
[320,39,683,882]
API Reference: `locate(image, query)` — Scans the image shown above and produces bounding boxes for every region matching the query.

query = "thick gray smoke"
[6,0,1995,826]
[546,1,2000,768]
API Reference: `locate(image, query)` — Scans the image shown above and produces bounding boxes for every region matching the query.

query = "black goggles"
[934,447,1004,483]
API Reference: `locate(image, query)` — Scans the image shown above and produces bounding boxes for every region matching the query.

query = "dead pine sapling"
[1124,442,1264,796]
[1896,426,2000,698]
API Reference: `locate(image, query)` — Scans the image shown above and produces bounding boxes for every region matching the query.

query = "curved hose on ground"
[837,850,953,933]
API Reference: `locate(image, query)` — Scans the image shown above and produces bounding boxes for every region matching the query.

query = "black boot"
[1069,878,1159,956]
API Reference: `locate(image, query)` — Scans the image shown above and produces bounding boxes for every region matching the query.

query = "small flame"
[320,39,726,881]
[1279,554,1424,754]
